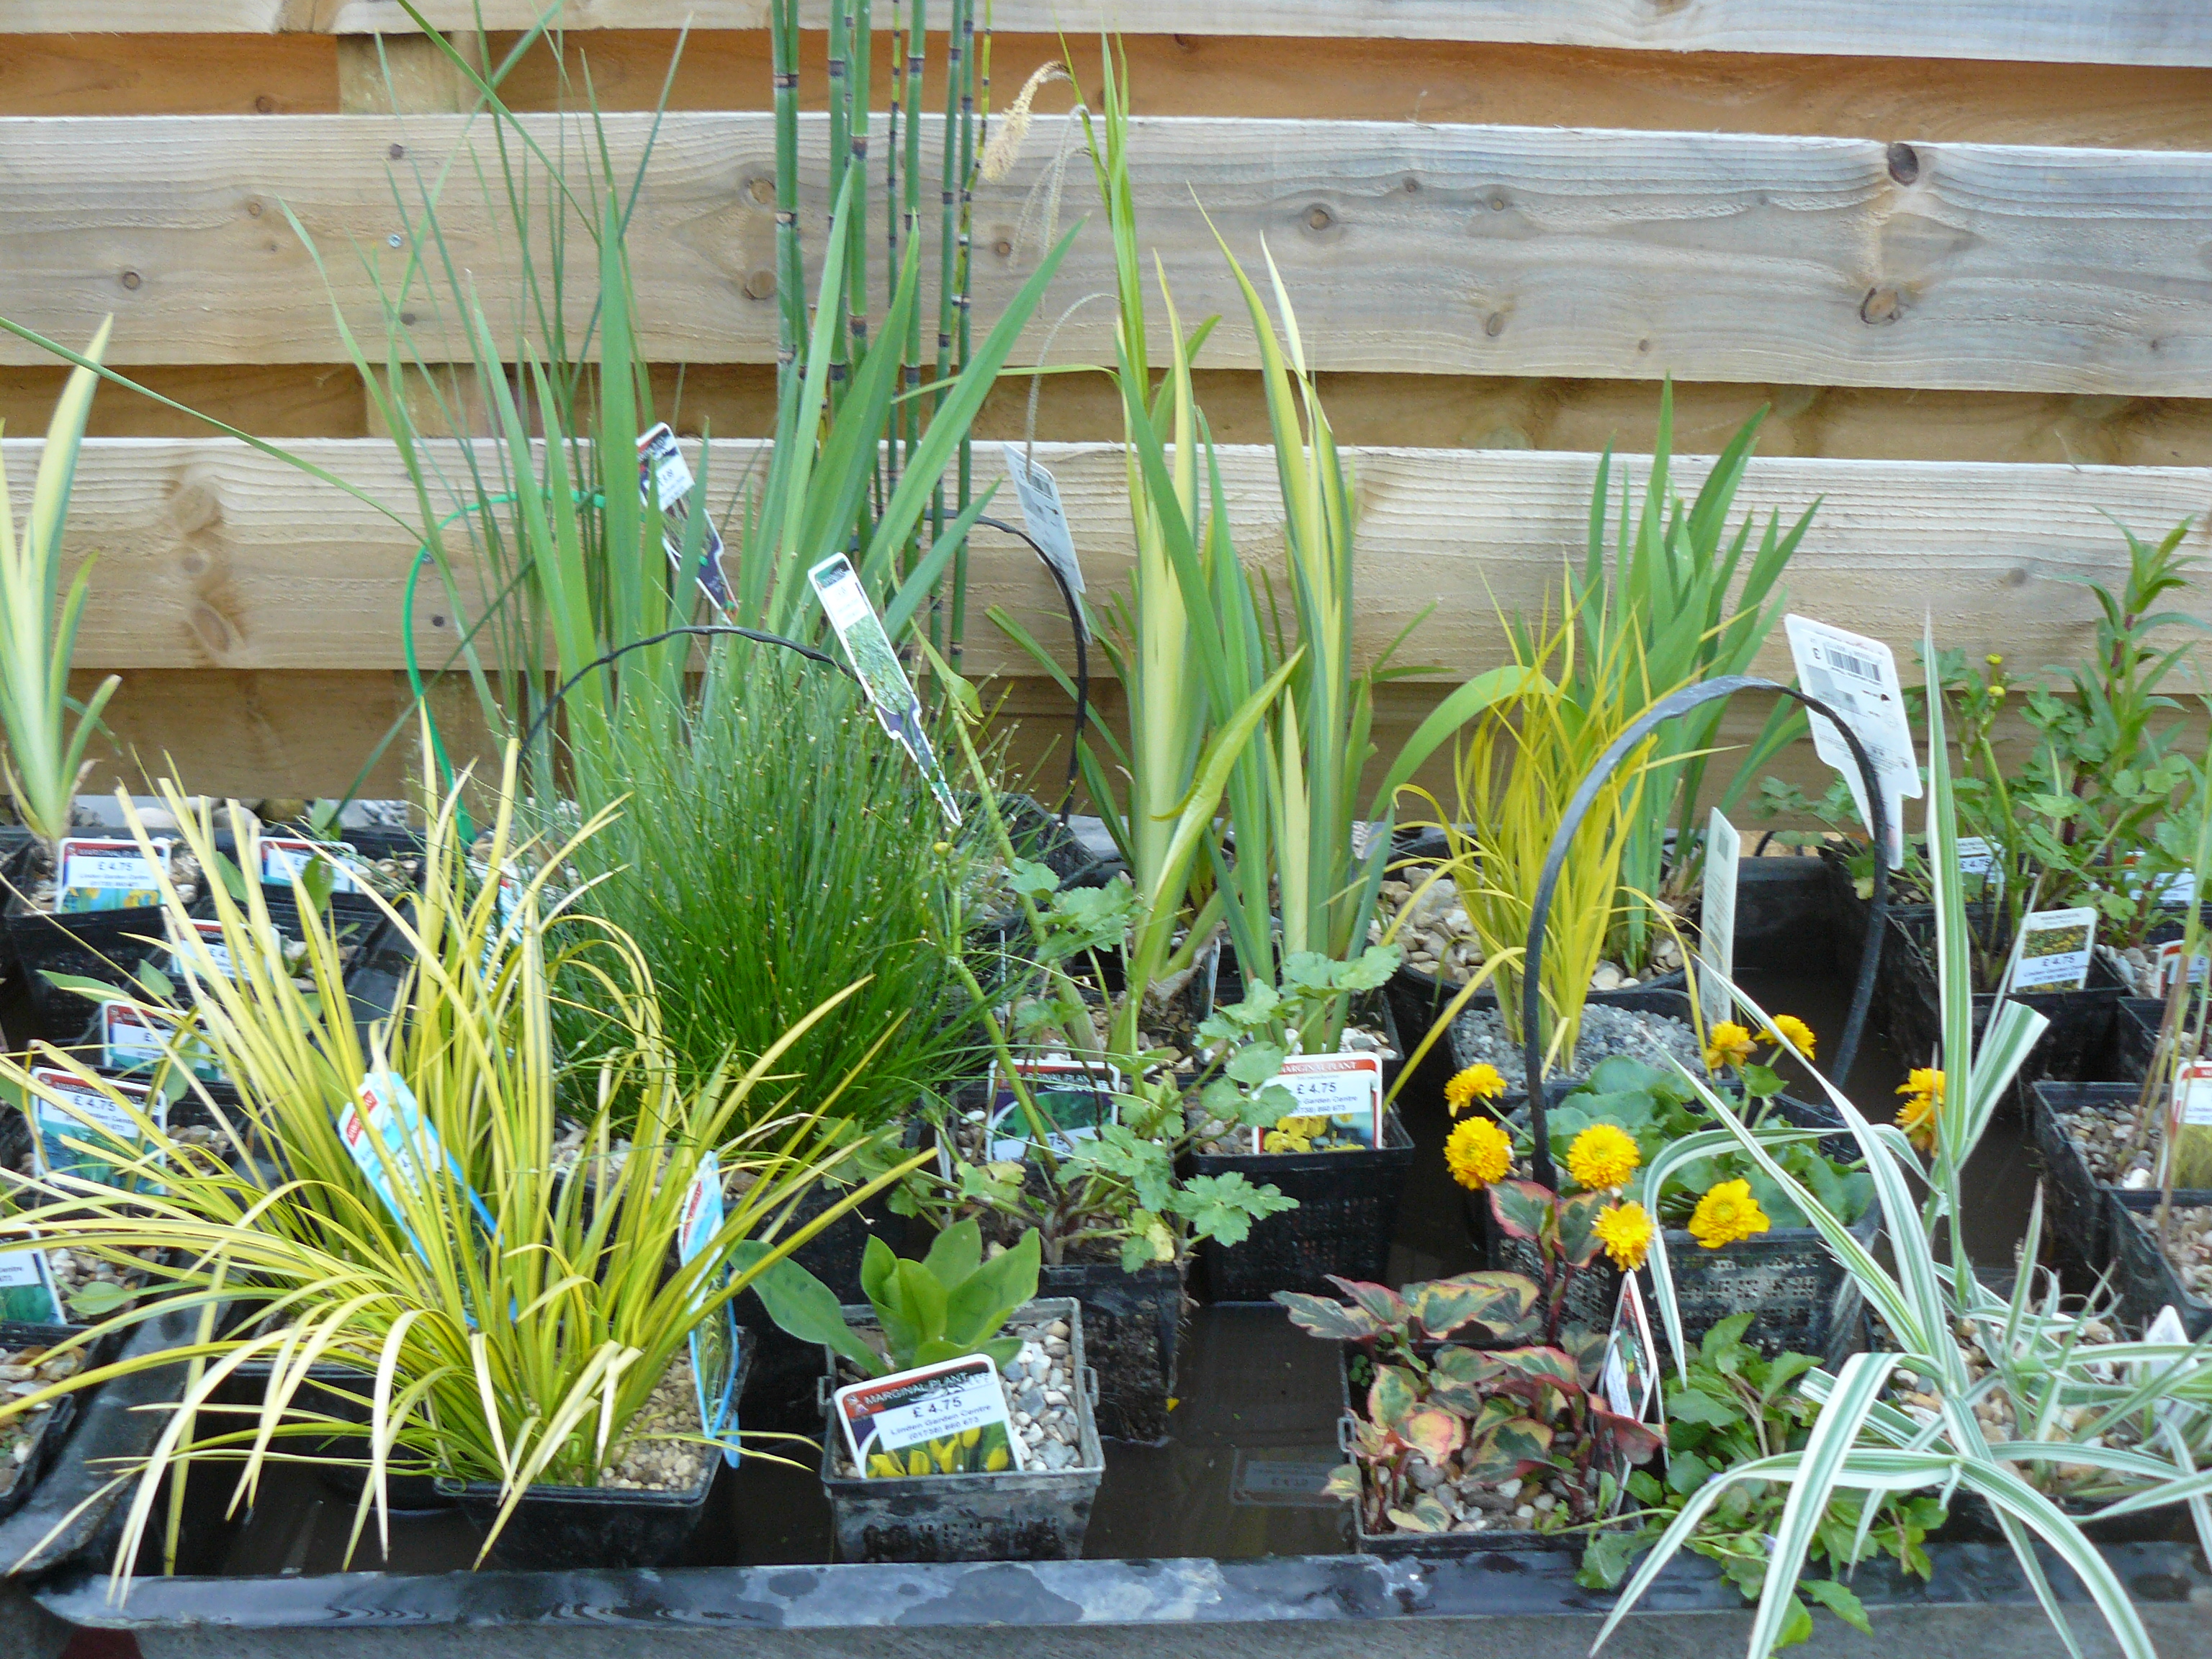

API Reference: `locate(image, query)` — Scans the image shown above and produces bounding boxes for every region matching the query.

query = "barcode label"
[1823,646,1882,682]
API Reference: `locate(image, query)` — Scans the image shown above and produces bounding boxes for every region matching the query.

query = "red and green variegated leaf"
[1274,1290,1385,1344]
[1460,1431,1531,1486]
[1401,1405,1467,1467]
[1412,1272,1540,1342]
[1589,1404,1665,1465]
[1326,1276,1413,1330]
[1369,1364,1419,1431]
[1486,1345,1583,1388]
[1323,1463,1362,1505]
[1488,1179,1555,1244]
[1427,1344,1493,1385]
[1560,1327,1608,1388]
[1387,1495,1457,1534]
[1487,1415,1555,1470]
[1554,1190,1609,1271]
[1352,1415,1398,1460]
[1489,1375,1573,1421]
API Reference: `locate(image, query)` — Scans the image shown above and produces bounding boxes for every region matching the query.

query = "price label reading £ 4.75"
[1784,617,1922,871]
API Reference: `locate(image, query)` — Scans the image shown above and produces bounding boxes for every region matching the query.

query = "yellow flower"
[1895,1067,1945,1153]
[1279,1115,1329,1138]
[1445,1064,1507,1116]
[1704,1020,1755,1071]
[1565,1123,1640,1192]
[1264,1129,1313,1154]
[1771,1015,1816,1060]
[1445,1115,1514,1190]
[1594,1202,1655,1272]
[1688,1179,1769,1249]
[1986,653,2004,667]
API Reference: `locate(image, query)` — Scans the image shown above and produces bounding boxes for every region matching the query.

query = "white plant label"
[30,1068,160,1195]
[168,917,237,981]
[261,837,363,895]
[834,1354,1027,1479]
[637,421,693,511]
[676,1154,743,1466]
[636,423,732,613]
[809,552,961,827]
[2011,906,2098,993]
[1697,808,1741,1027]
[1954,836,2002,902]
[0,1242,63,1326]
[101,1003,222,1084]
[1249,1052,1385,1152]
[55,837,170,913]
[2158,939,2211,993]
[1002,445,1088,638]
[989,1058,1122,1161]
[1783,617,1920,871]
[1601,1272,1659,1429]
[2174,1060,2212,1130]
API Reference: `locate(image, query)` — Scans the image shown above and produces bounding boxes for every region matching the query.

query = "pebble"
[2128,1202,2212,1300]
[1378,868,1685,989]
[598,1357,711,1493]
[1450,1002,1701,1091]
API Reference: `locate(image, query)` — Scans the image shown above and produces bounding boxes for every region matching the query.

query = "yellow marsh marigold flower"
[1445,1064,1507,1116]
[1895,1066,1945,1153]
[1688,1179,1769,1249]
[1704,1021,1755,1071]
[1566,1123,1640,1192]
[1771,1015,1816,1060]
[1445,1115,1513,1190]
[1594,1201,1655,1272]
[1264,1129,1313,1154]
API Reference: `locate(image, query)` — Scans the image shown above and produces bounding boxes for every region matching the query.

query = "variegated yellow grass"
[0,738,929,1591]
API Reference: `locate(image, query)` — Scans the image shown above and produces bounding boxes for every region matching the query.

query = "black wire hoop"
[1519,674,1893,1189]
[516,624,852,757]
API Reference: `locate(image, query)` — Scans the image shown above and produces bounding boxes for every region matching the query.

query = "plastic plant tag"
[478,861,526,973]
[2158,939,2210,993]
[989,1057,1123,1160]
[1696,808,1740,1027]
[1601,1272,1658,1426]
[55,837,170,913]
[675,1153,743,1467]
[1246,1052,1385,1153]
[808,553,961,827]
[2140,1305,2194,1426]
[1954,836,2001,902]
[1001,445,1087,637]
[2010,907,2098,993]
[30,1068,161,1195]
[167,917,236,982]
[1782,617,1920,871]
[339,1071,498,1280]
[637,423,732,613]
[100,1003,222,1084]
[260,837,362,896]
[834,1354,1026,1479]
[1228,1451,1344,1509]
[0,1242,63,1326]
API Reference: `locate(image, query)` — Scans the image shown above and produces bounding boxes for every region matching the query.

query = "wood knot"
[742,269,777,301]
[1304,204,1335,232]
[1886,142,1920,185]
[1860,287,1905,325]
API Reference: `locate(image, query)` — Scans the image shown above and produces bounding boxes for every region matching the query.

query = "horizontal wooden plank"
[18,2,2212,68]
[0,31,336,117]
[484,30,2212,152]
[12,437,2211,682]
[5,113,2211,395]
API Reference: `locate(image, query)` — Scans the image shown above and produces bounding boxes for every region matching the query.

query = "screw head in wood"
[1886,143,1920,185]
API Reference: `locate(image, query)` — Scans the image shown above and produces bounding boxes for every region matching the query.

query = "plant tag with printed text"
[2158,939,2211,994]
[835,1354,1027,1479]
[260,837,362,895]
[168,917,238,983]
[677,1154,743,1467]
[30,1068,161,1196]
[101,1003,222,1084]
[55,838,170,914]
[1002,446,1088,638]
[809,552,961,827]
[1601,1272,1658,1426]
[1697,809,1740,1027]
[1248,1052,1385,1152]
[0,1241,63,1326]
[1954,837,2002,902]
[1783,618,1920,871]
[2010,907,2098,993]
[637,423,732,613]
[339,1071,497,1281]
[989,1058,1123,1161]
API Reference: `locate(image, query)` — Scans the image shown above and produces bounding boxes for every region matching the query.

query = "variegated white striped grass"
[0,741,929,1590]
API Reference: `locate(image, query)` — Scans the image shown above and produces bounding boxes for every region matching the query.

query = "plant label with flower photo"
[260,837,361,895]
[1601,1272,1659,1429]
[30,1069,161,1195]
[1954,837,2002,903]
[834,1354,1025,1480]
[166,917,236,983]
[2158,939,2210,994]
[1783,617,1920,870]
[0,1243,63,1326]
[2008,907,2098,993]
[100,1003,222,1085]
[637,423,732,613]
[808,553,961,827]
[55,837,170,913]
[1001,445,1087,638]
[1247,1052,1385,1152]
[339,1071,498,1277]
[1697,808,1740,1027]
[676,1153,742,1467]
[989,1058,1122,1160]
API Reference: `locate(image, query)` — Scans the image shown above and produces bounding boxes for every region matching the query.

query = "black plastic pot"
[1188,1110,1417,1305]
[2025,1082,2193,1279]
[216,1360,450,1512]
[0,1323,82,1525]
[1038,1259,1182,1444]
[1,844,179,1043]
[817,1295,1102,1563]
[1880,909,2126,1100]
[228,824,423,946]
[435,1331,752,1570]
[2106,1189,2212,1339]
[2098,998,2163,1085]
